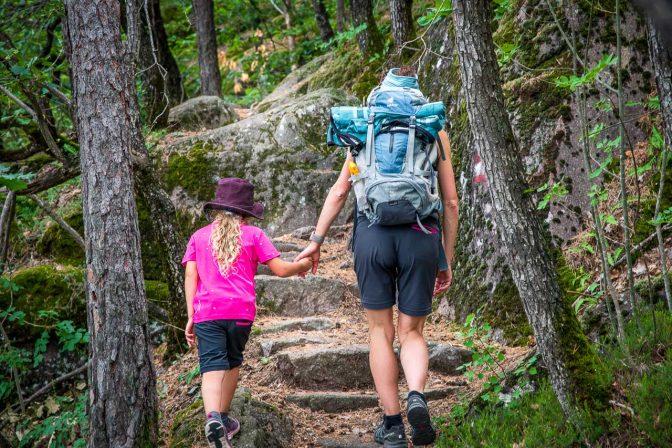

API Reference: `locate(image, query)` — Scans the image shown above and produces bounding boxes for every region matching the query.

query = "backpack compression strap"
[405,115,416,177]
[329,114,364,152]
[365,113,376,168]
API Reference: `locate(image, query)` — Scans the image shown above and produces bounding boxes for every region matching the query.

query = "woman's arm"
[266,257,313,277]
[436,130,459,293]
[184,261,198,347]
[295,153,353,273]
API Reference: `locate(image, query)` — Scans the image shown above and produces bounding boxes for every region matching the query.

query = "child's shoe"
[223,416,240,440]
[204,419,232,448]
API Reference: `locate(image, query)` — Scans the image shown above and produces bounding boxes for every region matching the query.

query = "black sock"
[384,413,403,429]
[408,390,426,402]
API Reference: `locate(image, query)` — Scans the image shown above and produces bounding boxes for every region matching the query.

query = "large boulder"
[167,95,238,131]
[169,389,293,448]
[255,275,347,316]
[158,88,357,236]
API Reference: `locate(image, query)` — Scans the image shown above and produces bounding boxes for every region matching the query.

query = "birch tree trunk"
[390,0,415,61]
[63,0,157,445]
[312,0,335,42]
[351,0,383,57]
[453,0,607,417]
[192,0,221,96]
[646,16,672,312]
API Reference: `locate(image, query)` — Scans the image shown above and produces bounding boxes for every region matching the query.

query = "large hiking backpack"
[327,68,446,231]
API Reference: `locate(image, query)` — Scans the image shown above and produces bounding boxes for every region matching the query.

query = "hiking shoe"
[374,421,407,447]
[407,394,436,446]
[223,416,240,440]
[204,419,231,448]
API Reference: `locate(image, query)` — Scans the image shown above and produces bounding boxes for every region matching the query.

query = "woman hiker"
[295,67,459,447]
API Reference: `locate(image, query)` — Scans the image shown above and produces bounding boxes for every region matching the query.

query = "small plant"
[178,364,200,384]
[535,179,569,210]
[456,312,537,404]
[417,0,453,27]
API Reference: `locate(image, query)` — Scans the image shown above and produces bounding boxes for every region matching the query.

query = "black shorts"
[194,319,252,374]
[353,215,440,317]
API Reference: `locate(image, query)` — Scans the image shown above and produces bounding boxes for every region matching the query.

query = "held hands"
[294,241,321,276]
[184,317,196,348]
[434,265,453,296]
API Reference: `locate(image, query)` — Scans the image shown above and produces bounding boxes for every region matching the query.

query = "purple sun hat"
[203,178,264,219]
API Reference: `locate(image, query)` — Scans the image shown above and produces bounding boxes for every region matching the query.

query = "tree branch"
[0,85,37,121]
[0,146,41,162]
[18,163,80,195]
[29,194,85,249]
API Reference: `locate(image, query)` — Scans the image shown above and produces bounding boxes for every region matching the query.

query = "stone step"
[319,438,378,448]
[258,317,337,334]
[286,392,378,413]
[255,275,347,316]
[271,240,304,253]
[275,344,471,389]
[285,387,459,413]
[259,335,329,357]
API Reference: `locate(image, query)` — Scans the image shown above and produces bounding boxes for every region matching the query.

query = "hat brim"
[203,201,264,220]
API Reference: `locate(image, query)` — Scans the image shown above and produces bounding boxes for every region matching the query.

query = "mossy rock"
[307,44,381,98]
[35,210,85,265]
[145,279,170,304]
[0,264,86,338]
[169,389,292,448]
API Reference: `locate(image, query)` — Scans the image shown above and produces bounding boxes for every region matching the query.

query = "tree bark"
[311,0,335,42]
[336,0,347,33]
[138,0,184,127]
[0,192,16,272]
[646,16,672,312]
[192,0,221,96]
[389,0,415,61]
[351,0,383,57]
[453,0,607,418]
[63,1,158,446]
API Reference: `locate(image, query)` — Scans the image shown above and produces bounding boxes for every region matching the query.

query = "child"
[182,178,312,448]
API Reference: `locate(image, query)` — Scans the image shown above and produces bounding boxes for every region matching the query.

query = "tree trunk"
[312,0,335,42]
[351,0,383,57]
[336,0,347,33]
[453,0,607,418]
[0,192,16,272]
[63,1,158,446]
[138,0,184,127]
[389,0,415,61]
[192,0,221,96]
[646,16,672,312]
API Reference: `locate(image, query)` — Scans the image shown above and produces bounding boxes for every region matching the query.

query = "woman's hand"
[434,265,453,296]
[184,317,196,348]
[294,241,321,275]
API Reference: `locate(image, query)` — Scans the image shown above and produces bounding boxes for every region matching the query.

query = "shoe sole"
[407,405,436,446]
[383,440,408,448]
[205,422,228,448]
[226,425,240,440]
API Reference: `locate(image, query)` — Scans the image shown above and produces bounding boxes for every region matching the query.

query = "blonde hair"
[209,210,245,275]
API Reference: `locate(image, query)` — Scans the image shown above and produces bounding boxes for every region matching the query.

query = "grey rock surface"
[286,392,378,412]
[260,335,329,356]
[428,343,472,376]
[169,388,292,448]
[255,275,347,316]
[159,88,357,237]
[167,95,237,131]
[260,317,336,334]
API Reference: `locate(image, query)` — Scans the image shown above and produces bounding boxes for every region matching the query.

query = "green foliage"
[178,364,200,385]
[555,54,615,91]
[534,179,569,210]
[493,0,513,21]
[319,24,367,51]
[417,0,453,27]
[457,312,537,404]
[17,392,88,448]
[0,163,30,191]
[496,41,519,67]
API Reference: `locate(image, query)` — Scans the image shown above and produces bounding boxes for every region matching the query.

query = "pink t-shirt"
[182,223,280,323]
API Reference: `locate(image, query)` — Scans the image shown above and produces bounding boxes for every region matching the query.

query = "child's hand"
[184,317,196,348]
[297,258,312,277]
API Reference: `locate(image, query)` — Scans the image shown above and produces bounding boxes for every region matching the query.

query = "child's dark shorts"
[353,215,440,317]
[194,319,252,373]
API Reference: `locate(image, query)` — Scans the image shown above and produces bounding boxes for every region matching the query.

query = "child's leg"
[219,367,240,414]
[202,370,226,415]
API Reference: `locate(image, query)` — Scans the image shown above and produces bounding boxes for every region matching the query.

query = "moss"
[307,44,382,97]
[164,141,219,201]
[35,209,85,265]
[145,279,170,305]
[0,264,85,337]
[169,399,204,448]
[633,156,672,244]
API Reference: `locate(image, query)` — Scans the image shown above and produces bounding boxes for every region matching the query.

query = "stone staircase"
[236,235,473,447]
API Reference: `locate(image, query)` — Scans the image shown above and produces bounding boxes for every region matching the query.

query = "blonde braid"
[209,210,244,275]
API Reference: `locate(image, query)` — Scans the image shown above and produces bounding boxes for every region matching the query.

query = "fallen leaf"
[45,396,60,415]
